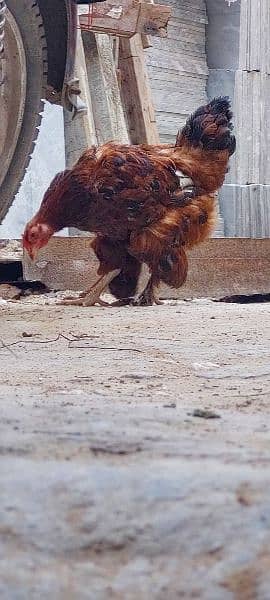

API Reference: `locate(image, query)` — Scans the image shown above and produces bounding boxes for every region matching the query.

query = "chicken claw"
[58,269,120,307]
[134,284,163,306]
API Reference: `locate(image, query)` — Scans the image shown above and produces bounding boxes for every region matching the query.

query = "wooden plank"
[168,22,206,43]
[146,48,208,76]
[156,0,206,11]
[80,1,137,38]
[149,36,206,56]
[146,67,207,84]
[164,5,207,25]
[144,0,208,144]
[137,2,171,37]
[81,32,113,144]
[150,87,207,113]
[63,29,97,169]
[95,34,130,142]
[119,34,160,144]
[82,31,129,144]
[140,0,154,48]
[22,238,270,300]
[155,110,205,140]
[63,29,98,237]
[79,0,171,38]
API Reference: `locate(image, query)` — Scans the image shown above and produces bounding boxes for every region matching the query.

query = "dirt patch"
[0,297,270,597]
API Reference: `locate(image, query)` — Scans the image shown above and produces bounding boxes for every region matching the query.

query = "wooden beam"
[82,31,129,144]
[22,238,270,300]
[137,2,170,38]
[63,29,98,236]
[63,29,97,169]
[141,0,154,48]
[119,34,159,144]
[79,0,171,38]
[94,33,129,142]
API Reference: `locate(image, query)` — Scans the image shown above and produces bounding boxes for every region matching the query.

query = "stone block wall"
[207,0,270,238]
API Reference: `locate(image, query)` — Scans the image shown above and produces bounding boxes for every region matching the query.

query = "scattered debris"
[123,373,158,380]
[0,281,51,300]
[21,332,38,338]
[0,283,21,300]
[190,409,221,419]
[0,332,143,355]
[217,293,270,304]
[16,281,51,294]
[90,443,142,456]
[193,361,270,380]
[193,362,220,371]
[235,399,252,408]
[236,483,259,507]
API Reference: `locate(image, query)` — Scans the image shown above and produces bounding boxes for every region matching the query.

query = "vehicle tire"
[0,0,48,223]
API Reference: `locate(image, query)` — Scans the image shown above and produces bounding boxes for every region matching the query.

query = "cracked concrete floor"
[0,297,270,599]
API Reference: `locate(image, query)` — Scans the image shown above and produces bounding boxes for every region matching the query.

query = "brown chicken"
[23,97,235,306]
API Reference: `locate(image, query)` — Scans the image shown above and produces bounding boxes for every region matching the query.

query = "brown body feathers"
[23,97,236,304]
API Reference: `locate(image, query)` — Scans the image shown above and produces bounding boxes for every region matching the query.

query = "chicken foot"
[132,277,162,306]
[58,269,121,306]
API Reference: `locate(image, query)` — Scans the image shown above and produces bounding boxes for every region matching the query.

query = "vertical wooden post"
[63,29,97,170]
[64,29,97,235]
[82,31,129,144]
[119,34,160,144]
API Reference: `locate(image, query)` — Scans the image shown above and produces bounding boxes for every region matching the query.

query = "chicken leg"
[132,277,162,305]
[58,269,120,306]
[111,267,162,307]
[113,278,162,306]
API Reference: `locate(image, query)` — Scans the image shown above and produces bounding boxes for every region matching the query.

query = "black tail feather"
[176,96,236,156]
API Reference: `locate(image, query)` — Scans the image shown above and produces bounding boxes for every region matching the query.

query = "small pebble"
[190,409,221,419]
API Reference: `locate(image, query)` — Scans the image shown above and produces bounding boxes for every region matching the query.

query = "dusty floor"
[0,296,270,599]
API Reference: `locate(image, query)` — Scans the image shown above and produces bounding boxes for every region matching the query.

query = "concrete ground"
[0,296,270,599]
